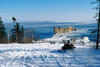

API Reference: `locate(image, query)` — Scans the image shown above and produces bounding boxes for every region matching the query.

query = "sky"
[0,0,96,22]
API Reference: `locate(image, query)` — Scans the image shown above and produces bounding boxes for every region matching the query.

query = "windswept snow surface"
[0,43,100,67]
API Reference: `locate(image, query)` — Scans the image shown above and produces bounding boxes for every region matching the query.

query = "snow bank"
[82,37,90,43]
[44,29,96,48]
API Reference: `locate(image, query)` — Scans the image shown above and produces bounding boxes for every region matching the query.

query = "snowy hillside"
[0,43,100,67]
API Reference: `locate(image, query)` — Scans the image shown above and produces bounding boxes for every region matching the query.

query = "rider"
[62,40,74,50]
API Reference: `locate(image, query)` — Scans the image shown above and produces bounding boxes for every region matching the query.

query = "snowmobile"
[59,40,76,51]
[61,45,76,50]
[58,45,76,51]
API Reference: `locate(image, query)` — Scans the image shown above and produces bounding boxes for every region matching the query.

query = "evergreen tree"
[21,26,24,43]
[12,17,16,25]
[10,22,22,43]
[10,23,17,43]
[16,22,21,43]
[10,17,24,43]
[10,17,17,43]
[0,17,7,43]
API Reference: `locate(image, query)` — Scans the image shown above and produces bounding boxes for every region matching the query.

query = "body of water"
[4,22,97,41]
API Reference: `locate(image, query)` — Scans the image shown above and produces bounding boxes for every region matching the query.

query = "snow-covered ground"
[0,43,61,67]
[0,42,100,67]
